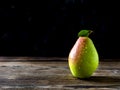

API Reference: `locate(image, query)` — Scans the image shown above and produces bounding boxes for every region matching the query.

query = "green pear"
[68,30,99,79]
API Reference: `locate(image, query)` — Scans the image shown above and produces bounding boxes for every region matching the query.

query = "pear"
[68,30,99,79]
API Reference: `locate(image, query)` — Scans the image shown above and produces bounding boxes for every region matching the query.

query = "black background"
[0,1,120,59]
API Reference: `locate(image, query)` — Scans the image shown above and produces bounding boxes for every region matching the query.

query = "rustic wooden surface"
[0,57,120,90]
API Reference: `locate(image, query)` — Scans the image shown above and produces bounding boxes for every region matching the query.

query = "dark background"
[0,1,119,59]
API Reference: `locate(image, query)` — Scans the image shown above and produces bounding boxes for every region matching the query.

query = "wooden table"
[0,57,120,90]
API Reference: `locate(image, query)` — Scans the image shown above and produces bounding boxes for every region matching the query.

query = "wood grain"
[0,57,120,90]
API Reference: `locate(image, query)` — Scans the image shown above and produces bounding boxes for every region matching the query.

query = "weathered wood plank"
[0,57,67,62]
[0,58,120,90]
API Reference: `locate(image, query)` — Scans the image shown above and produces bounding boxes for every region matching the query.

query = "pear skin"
[68,30,99,78]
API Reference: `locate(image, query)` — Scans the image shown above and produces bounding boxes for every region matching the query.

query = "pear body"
[68,37,99,78]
